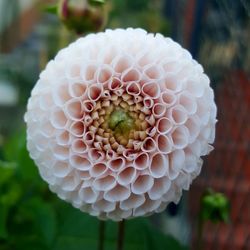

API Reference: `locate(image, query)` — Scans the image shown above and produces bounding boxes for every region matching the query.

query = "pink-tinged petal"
[89,163,108,178]
[126,82,141,96]
[133,152,149,170]
[64,99,83,120]
[132,175,154,195]
[156,134,172,154]
[156,117,173,134]
[160,90,177,107]
[93,175,116,191]
[142,81,160,99]
[70,155,91,171]
[104,184,130,202]
[117,166,137,186]
[152,103,167,118]
[121,68,141,83]
[149,153,168,178]
[69,82,87,98]
[87,83,103,101]
[108,157,125,172]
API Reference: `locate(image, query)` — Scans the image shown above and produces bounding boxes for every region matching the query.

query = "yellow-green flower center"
[109,108,135,136]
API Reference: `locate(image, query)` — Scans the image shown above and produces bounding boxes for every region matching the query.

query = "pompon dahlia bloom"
[25,28,217,221]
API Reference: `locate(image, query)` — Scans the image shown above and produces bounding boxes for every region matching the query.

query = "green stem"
[98,220,105,250]
[196,214,204,250]
[117,220,125,250]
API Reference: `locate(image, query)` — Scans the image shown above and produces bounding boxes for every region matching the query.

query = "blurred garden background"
[0,0,249,249]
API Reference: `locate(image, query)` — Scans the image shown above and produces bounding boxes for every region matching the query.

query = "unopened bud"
[58,0,108,34]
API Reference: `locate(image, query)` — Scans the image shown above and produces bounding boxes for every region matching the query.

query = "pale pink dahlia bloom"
[25,28,217,221]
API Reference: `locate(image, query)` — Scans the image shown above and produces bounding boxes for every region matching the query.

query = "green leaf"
[19,197,57,246]
[3,131,40,182]
[0,161,16,186]
[0,182,22,207]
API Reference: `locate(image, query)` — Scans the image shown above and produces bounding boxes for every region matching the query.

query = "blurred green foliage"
[0,131,188,250]
[200,189,230,224]
[108,0,170,35]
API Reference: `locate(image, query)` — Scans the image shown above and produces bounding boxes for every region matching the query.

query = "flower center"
[108,108,135,138]
[88,94,150,153]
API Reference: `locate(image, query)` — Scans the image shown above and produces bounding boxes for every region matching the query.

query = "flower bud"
[58,0,108,34]
[201,189,230,223]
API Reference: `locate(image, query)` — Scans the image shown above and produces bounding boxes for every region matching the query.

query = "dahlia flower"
[25,28,217,221]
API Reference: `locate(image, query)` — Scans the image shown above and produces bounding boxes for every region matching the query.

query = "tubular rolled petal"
[121,68,141,83]
[148,177,171,200]
[108,77,123,90]
[168,105,188,125]
[120,194,145,210]
[96,65,114,85]
[104,184,130,202]
[70,155,91,170]
[93,175,116,191]
[142,137,156,152]
[178,91,197,115]
[185,115,201,143]
[61,174,80,192]
[88,148,105,162]
[56,130,71,146]
[71,139,88,154]
[171,126,189,149]
[142,81,161,99]
[79,186,99,203]
[64,99,83,120]
[132,175,154,195]
[163,74,183,93]
[169,150,185,173]
[152,103,167,118]
[53,145,69,161]
[134,198,161,216]
[89,163,108,178]
[69,82,87,98]
[92,199,116,213]
[50,108,68,129]
[126,81,141,96]
[143,97,154,108]
[87,84,103,102]
[117,166,137,186]
[157,134,172,153]
[108,157,125,172]
[82,100,95,113]
[53,161,72,178]
[52,83,71,106]
[150,153,168,178]
[160,90,177,107]
[80,63,98,84]
[112,54,134,74]
[134,152,149,170]
[143,64,163,80]
[156,117,173,134]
